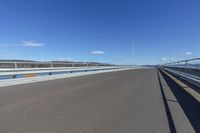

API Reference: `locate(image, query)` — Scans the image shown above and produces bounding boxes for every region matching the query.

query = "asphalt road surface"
[0,69,173,133]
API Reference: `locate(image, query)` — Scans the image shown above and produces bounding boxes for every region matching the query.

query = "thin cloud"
[0,43,17,47]
[185,51,192,56]
[91,51,105,55]
[0,41,45,48]
[20,40,45,47]
[161,58,168,61]
[56,58,73,61]
[171,57,175,61]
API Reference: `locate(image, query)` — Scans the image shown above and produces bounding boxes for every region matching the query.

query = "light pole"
[132,40,135,66]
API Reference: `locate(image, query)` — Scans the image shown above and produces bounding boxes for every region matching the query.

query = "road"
[0,69,184,133]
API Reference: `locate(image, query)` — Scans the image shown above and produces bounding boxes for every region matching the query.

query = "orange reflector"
[24,74,36,77]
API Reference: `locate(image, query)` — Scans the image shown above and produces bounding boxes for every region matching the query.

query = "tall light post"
[132,40,135,66]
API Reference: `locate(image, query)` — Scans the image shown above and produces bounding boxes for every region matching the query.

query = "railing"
[164,58,200,67]
[0,66,125,80]
[160,58,200,88]
[161,58,200,77]
[0,61,111,69]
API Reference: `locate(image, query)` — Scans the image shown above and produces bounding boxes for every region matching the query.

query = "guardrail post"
[186,61,188,67]
[14,62,17,69]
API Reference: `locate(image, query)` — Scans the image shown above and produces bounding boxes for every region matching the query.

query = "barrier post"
[14,62,17,69]
[186,60,188,67]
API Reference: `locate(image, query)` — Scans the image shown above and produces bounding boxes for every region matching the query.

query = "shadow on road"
[159,70,200,133]
[157,71,177,133]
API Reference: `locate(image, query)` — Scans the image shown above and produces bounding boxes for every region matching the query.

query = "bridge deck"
[0,69,198,133]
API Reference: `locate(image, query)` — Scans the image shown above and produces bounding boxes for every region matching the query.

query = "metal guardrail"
[160,57,200,88]
[161,67,200,88]
[161,58,200,77]
[0,61,111,68]
[0,66,104,72]
[0,66,124,80]
[164,58,200,67]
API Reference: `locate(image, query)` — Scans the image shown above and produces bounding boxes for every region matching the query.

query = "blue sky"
[0,0,200,65]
